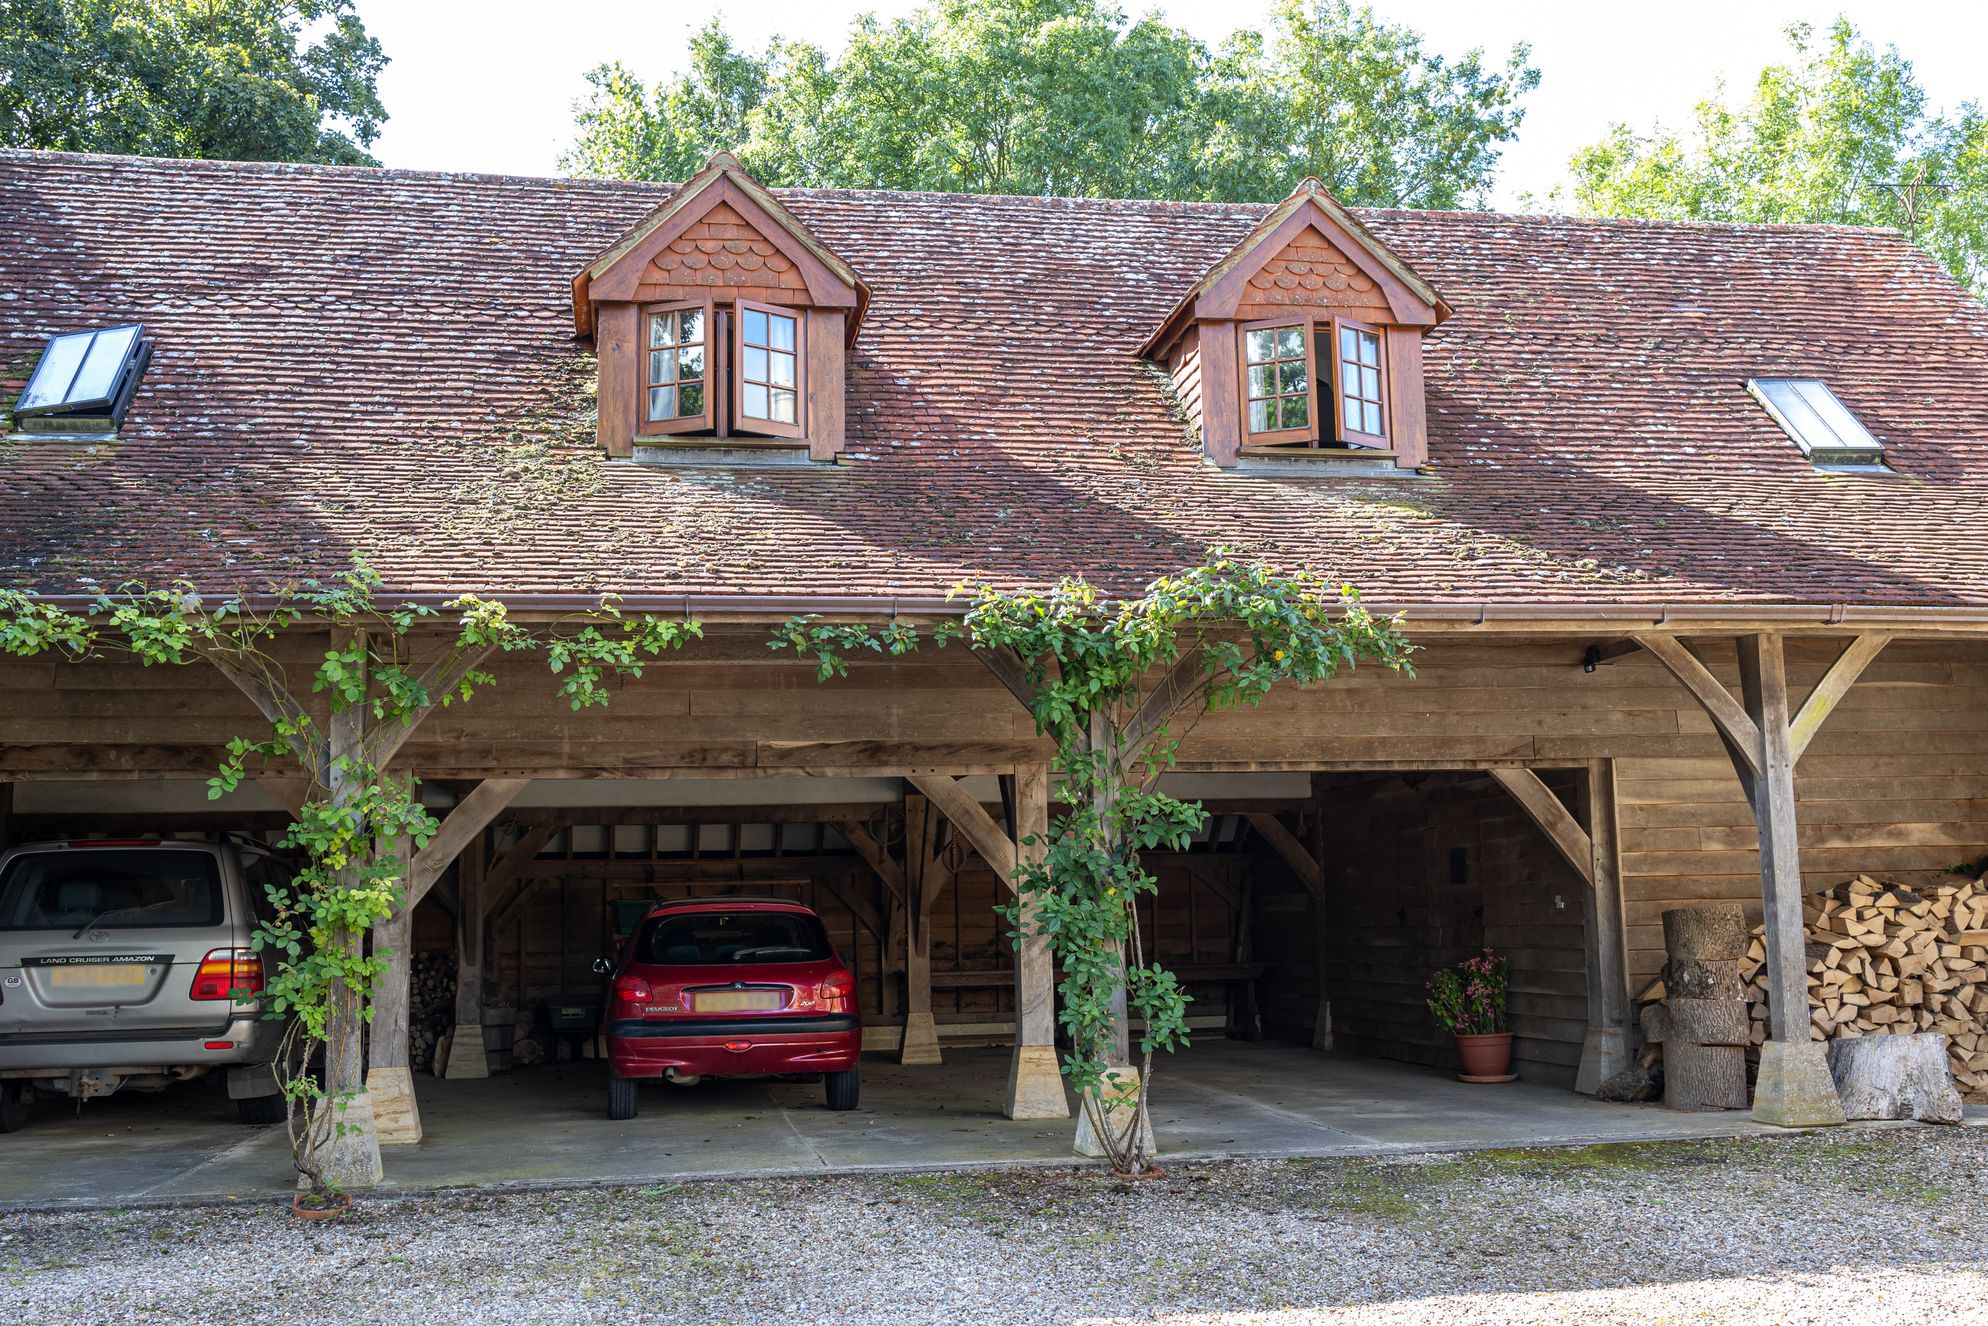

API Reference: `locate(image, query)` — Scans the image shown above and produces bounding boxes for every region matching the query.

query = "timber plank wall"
[5,634,1985,1006]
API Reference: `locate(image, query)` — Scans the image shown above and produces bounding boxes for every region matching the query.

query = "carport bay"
[0,622,1971,1185]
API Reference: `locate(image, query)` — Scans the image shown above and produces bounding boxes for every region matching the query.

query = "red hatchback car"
[599,898,861,1119]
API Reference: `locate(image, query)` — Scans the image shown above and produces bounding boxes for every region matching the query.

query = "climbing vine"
[775,549,1415,1175]
[0,558,700,1198]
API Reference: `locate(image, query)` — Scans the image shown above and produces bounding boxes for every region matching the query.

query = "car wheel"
[824,1063,860,1112]
[236,1093,287,1126]
[0,1083,29,1134]
[608,1072,639,1121]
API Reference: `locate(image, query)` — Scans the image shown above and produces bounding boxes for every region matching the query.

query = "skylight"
[1746,378,1885,467]
[11,324,152,435]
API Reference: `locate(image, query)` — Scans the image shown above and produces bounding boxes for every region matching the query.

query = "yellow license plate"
[49,965,150,988]
[692,990,782,1013]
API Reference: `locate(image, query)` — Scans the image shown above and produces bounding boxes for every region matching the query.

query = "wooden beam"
[486,823,561,931]
[1789,634,1889,763]
[368,643,497,769]
[906,774,1018,883]
[512,855,866,883]
[972,645,1037,714]
[1123,646,1208,756]
[812,873,886,941]
[1242,811,1323,898]
[832,818,906,903]
[406,778,531,909]
[1487,768,1594,888]
[1632,634,1763,780]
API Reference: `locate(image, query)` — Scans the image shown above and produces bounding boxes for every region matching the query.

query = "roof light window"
[1747,378,1885,467]
[11,324,152,435]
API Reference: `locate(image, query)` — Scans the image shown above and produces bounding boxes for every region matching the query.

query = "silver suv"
[0,838,288,1131]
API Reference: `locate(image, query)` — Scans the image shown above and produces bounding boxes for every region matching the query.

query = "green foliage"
[563,0,1537,207]
[0,0,389,165]
[1426,949,1508,1036]
[1560,19,1988,293]
[767,614,960,680]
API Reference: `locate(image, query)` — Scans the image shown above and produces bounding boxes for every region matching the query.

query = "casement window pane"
[680,309,704,344]
[1249,399,1273,432]
[744,346,768,383]
[744,383,769,418]
[1342,398,1361,434]
[1275,327,1304,358]
[1361,366,1381,399]
[648,386,676,421]
[769,313,796,352]
[1363,401,1383,434]
[1278,360,1306,393]
[1280,396,1308,429]
[1339,326,1356,362]
[771,388,797,423]
[650,316,674,349]
[743,307,768,346]
[1247,364,1274,397]
[1359,334,1380,367]
[678,346,704,380]
[771,351,796,389]
[680,382,704,415]
[1246,330,1275,363]
[650,350,675,385]
[1341,362,1360,397]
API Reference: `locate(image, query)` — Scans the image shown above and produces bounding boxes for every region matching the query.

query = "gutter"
[22,592,1988,632]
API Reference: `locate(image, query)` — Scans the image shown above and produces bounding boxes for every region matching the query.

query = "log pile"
[1739,874,1988,1098]
[1655,905,1750,1110]
[408,950,458,1073]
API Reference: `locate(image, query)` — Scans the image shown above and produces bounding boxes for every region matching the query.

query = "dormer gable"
[1142,179,1449,472]
[577,153,868,462]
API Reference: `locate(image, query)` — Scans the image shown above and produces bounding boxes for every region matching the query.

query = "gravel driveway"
[6,1127,1985,1324]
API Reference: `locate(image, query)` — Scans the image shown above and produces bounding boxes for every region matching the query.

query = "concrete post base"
[364,1066,423,1146]
[1004,1043,1069,1120]
[1073,1067,1156,1160]
[302,1089,384,1190]
[899,1012,943,1065]
[1574,1026,1630,1095]
[442,1023,489,1080]
[1752,1040,1847,1128]
[1310,999,1333,1051]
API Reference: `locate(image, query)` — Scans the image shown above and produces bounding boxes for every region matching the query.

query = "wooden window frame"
[1237,316,1319,447]
[637,299,715,437]
[1330,315,1389,448]
[730,297,806,441]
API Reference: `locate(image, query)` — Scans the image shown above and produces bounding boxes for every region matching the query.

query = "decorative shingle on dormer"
[1141,178,1449,471]
[575,152,868,462]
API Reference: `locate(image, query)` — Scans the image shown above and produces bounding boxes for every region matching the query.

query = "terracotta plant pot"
[1454,1032,1515,1081]
[291,1190,353,1221]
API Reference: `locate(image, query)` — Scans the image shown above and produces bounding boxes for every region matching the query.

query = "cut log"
[1827,1033,1964,1124]
[1665,1041,1749,1111]
[1663,904,1751,962]
[1596,1065,1662,1103]
[1668,997,1751,1047]
[1666,958,1744,1001]
[1640,1003,1670,1045]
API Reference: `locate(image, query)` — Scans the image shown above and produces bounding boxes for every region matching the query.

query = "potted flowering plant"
[1426,949,1513,1081]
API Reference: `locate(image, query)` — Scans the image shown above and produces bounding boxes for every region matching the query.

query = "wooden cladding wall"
[6,634,1988,1013]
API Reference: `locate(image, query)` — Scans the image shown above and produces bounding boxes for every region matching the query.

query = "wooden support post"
[1309,773,1334,1050]
[1005,763,1067,1120]
[1637,632,1865,1127]
[444,831,492,1080]
[366,821,422,1146]
[1579,761,1631,1092]
[318,652,384,1186]
[899,794,949,1065]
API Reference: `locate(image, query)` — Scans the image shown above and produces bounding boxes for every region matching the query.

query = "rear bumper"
[608,1015,861,1079]
[0,1013,284,1075]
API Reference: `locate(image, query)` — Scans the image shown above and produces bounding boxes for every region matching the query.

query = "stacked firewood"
[1740,874,1988,1096]
[408,950,458,1073]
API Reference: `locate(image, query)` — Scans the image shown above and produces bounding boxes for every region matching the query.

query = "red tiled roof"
[3,149,1987,611]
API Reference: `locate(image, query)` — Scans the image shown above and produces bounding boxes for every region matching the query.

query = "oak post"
[899,794,944,1065]
[444,831,492,1079]
[1005,763,1067,1119]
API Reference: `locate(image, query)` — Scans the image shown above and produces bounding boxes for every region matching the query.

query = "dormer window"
[575,152,868,464]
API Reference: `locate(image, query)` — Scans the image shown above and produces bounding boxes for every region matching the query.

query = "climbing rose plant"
[776,549,1415,1174]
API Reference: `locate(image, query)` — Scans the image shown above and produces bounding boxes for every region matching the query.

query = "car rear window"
[0,850,224,931]
[636,910,830,965]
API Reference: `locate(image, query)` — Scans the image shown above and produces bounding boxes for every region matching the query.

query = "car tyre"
[824,1063,860,1112]
[0,1083,27,1134]
[608,1072,639,1121]
[236,1092,287,1126]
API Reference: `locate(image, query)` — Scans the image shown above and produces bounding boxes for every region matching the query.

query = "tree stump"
[1662,905,1750,1111]
[1827,1033,1964,1124]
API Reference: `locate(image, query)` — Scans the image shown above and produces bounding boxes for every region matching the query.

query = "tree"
[1561,20,1988,293]
[0,0,388,165]
[563,0,1538,206]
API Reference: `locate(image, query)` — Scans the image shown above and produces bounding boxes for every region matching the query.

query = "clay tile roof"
[3,148,1988,611]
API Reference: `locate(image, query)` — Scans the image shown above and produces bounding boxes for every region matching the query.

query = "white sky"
[357,0,1987,208]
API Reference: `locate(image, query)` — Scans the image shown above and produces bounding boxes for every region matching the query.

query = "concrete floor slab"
[0,1041,1883,1209]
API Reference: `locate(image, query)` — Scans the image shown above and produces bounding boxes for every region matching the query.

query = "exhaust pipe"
[664,1069,701,1087]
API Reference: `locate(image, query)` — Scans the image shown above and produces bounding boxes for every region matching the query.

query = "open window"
[1747,378,1886,468]
[1240,319,1316,446]
[1330,317,1388,449]
[639,301,713,436]
[11,323,153,436]
[732,299,805,440]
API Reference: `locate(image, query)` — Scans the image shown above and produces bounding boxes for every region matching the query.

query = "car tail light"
[816,970,855,1014]
[613,973,653,1005]
[189,949,264,1001]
